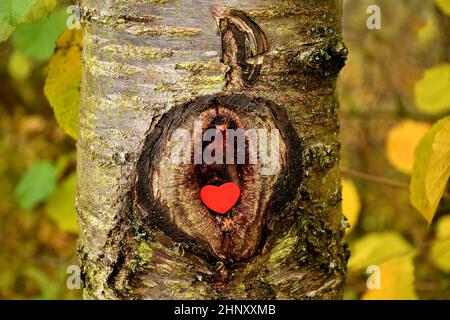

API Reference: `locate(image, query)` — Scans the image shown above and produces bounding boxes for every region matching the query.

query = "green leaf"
[414,64,450,115]
[45,173,78,234]
[15,161,57,210]
[436,0,450,16]
[44,29,82,139]
[348,232,414,272]
[0,0,56,42]
[429,215,450,273]
[7,49,33,81]
[12,7,67,62]
[410,116,450,224]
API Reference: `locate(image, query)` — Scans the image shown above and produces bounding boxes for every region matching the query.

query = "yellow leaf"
[45,173,78,234]
[362,255,418,300]
[44,29,82,139]
[342,179,361,234]
[8,50,33,81]
[414,64,450,115]
[348,232,413,272]
[429,215,450,273]
[23,0,57,23]
[386,120,430,174]
[436,0,450,16]
[410,117,450,224]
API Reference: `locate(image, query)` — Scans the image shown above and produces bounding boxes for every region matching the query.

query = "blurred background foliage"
[341,0,450,300]
[0,0,79,299]
[0,0,449,299]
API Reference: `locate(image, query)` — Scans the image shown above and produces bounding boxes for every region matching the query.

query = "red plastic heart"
[200,182,241,214]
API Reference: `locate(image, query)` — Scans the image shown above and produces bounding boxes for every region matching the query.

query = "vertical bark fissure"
[78,0,348,299]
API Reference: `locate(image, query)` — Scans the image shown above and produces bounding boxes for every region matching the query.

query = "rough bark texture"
[78,0,349,299]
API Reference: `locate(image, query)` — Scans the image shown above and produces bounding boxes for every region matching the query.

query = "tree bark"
[77,0,348,299]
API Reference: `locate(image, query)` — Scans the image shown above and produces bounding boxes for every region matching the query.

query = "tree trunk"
[77,0,348,299]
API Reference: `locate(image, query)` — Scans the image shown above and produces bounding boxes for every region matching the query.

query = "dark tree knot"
[134,94,303,264]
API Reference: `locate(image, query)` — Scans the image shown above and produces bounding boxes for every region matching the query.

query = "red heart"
[200,182,241,214]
